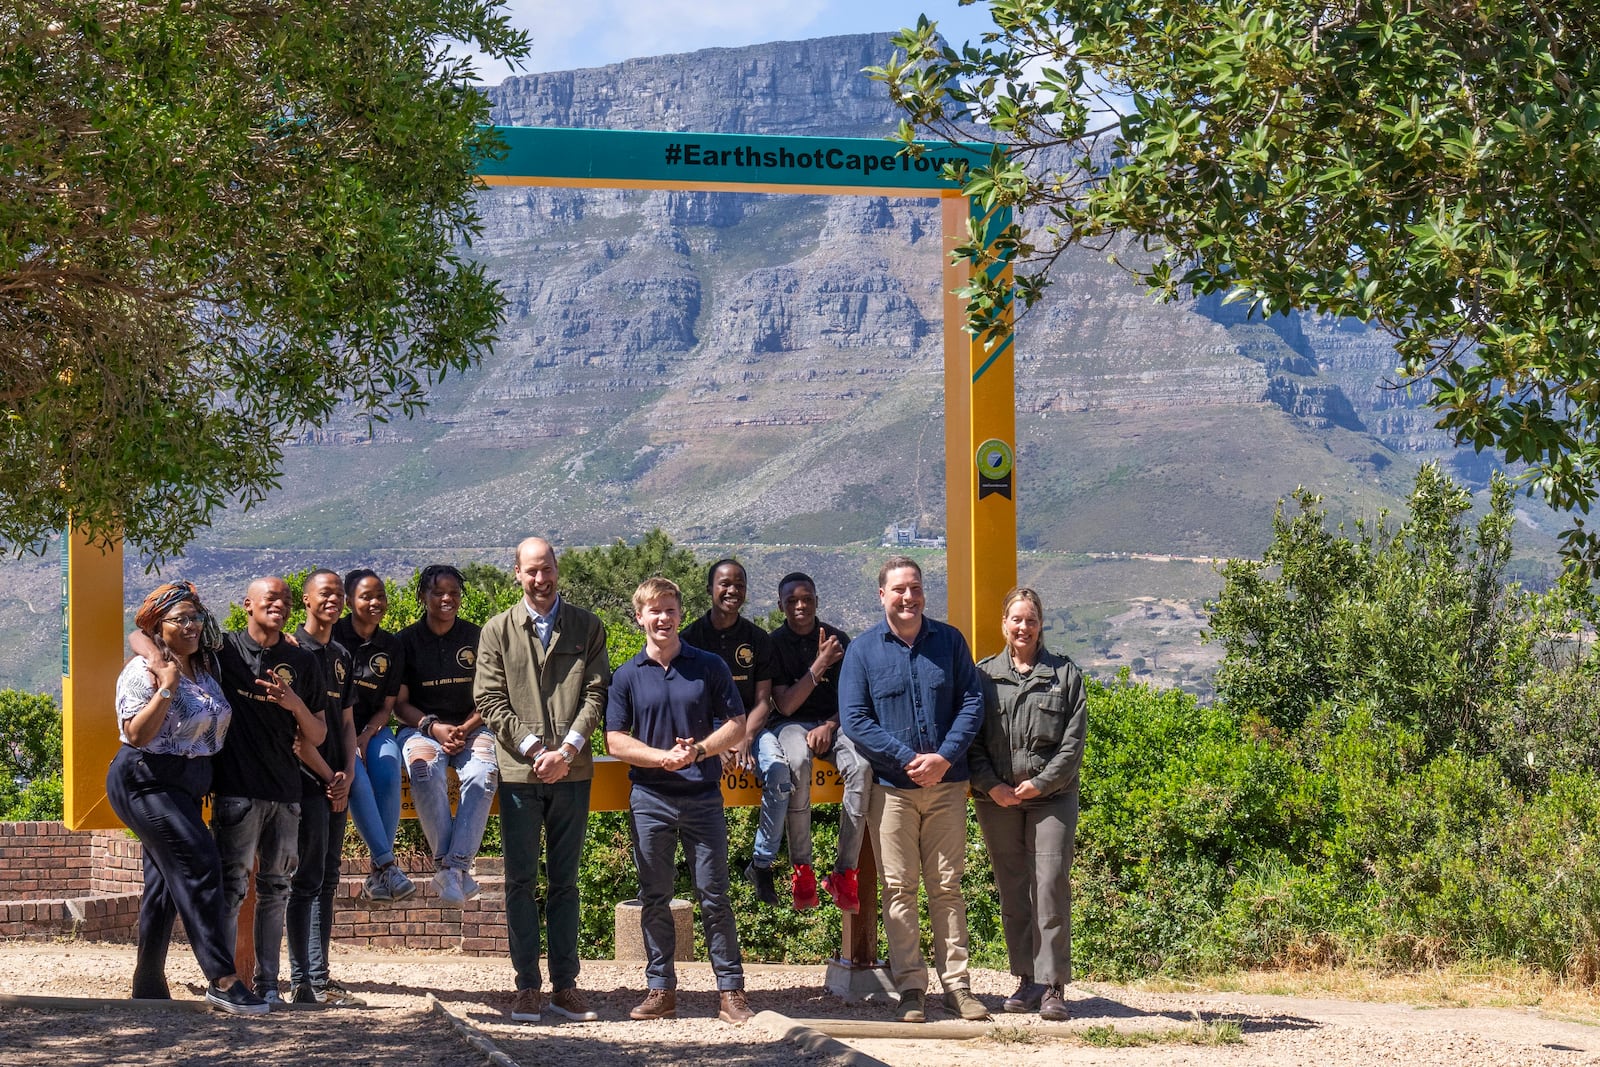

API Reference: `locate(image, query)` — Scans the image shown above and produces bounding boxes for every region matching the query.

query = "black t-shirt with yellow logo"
[396,617,481,726]
[294,625,356,794]
[212,630,325,802]
[333,615,404,734]
[680,614,774,713]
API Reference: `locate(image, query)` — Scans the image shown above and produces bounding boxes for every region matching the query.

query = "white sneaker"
[460,870,482,901]
[433,867,466,905]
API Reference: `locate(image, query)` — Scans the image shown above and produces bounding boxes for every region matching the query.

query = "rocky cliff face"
[188,32,1509,558]
[487,36,901,137]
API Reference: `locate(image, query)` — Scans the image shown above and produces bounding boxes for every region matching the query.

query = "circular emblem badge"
[457,646,476,670]
[370,652,390,678]
[334,660,348,685]
[272,664,296,687]
[976,439,1014,480]
[735,644,755,669]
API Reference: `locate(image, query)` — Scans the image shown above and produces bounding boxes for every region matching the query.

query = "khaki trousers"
[868,779,971,993]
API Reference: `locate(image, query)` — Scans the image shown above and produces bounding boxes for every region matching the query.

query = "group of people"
[109,541,1087,1027]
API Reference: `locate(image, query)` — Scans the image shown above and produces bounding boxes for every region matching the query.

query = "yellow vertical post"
[63,530,125,830]
[942,196,1017,659]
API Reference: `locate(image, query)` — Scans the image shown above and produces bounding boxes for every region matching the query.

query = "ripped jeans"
[397,724,498,872]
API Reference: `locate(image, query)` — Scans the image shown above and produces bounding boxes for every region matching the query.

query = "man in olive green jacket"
[475,536,610,1024]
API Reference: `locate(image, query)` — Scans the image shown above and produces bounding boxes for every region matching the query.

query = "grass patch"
[985,1025,1037,1045]
[1129,962,1600,1027]
[1079,1020,1244,1047]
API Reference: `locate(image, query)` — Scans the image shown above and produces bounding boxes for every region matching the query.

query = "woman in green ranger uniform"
[972,586,1087,1023]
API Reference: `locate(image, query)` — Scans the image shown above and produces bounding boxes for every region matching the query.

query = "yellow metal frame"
[62,126,1016,829]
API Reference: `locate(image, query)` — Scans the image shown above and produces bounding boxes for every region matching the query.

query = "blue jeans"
[753,722,870,872]
[349,727,402,867]
[500,779,590,993]
[399,724,497,871]
[287,791,348,990]
[628,784,743,991]
[212,794,300,992]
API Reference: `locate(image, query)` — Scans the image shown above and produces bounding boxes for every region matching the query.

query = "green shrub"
[0,689,64,821]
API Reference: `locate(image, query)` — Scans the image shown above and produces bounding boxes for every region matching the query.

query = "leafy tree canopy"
[0,688,63,819]
[1,0,528,560]
[1207,463,1600,786]
[873,2,1600,564]
[558,529,714,625]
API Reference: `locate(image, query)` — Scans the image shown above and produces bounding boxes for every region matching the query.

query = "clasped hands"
[904,751,950,787]
[658,736,702,771]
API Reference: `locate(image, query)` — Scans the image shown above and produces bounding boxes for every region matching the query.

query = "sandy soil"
[2,942,1598,1066]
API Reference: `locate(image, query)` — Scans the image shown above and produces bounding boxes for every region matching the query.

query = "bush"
[0,689,64,821]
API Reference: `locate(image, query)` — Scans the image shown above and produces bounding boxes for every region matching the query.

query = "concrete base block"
[824,958,896,1003]
[613,898,695,961]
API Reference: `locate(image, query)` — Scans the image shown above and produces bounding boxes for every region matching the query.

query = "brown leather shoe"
[718,989,753,1024]
[629,988,676,1020]
[547,987,599,1021]
[1040,984,1070,1021]
[510,987,544,1022]
[944,986,991,1021]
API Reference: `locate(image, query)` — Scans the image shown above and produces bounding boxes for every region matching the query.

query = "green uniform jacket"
[474,598,610,785]
[971,647,1087,800]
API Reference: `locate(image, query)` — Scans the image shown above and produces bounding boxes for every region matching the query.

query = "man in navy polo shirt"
[839,555,987,1024]
[605,577,753,1025]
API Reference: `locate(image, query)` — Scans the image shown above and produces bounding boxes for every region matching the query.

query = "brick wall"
[0,823,143,940]
[0,821,95,898]
[329,859,509,956]
[92,831,145,895]
[0,822,511,954]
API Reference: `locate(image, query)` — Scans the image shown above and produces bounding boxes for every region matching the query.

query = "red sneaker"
[820,868,859,914]
[792,863,820,910]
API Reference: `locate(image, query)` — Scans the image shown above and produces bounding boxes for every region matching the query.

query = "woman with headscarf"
[107,582,269,1015]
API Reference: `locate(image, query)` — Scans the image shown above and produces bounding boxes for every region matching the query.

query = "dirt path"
[2,943,1596,1066]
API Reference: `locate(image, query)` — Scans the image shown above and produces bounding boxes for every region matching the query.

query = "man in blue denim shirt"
[839,556,988,1023]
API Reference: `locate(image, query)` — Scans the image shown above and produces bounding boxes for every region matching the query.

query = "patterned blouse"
[115,657,232,758]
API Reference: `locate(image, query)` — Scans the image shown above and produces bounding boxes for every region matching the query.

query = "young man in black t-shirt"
[678,559,784,903]
[286,569,363,1006]
[759,572,871,913]
[209,576,326,1007]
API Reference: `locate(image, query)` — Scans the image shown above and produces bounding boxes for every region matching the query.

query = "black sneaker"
[206,981,270,1016]
[744,861,780,906]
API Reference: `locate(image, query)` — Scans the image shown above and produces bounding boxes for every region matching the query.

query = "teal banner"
[479,126,990,194]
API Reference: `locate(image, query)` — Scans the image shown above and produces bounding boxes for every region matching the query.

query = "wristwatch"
[157,687,175,701]
[692,742,707,760]
[557,745,575,764]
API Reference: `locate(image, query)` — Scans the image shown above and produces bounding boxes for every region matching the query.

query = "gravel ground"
[2,942,1598,1066]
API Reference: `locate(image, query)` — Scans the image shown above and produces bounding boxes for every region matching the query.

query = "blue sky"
[467,0,997,82]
